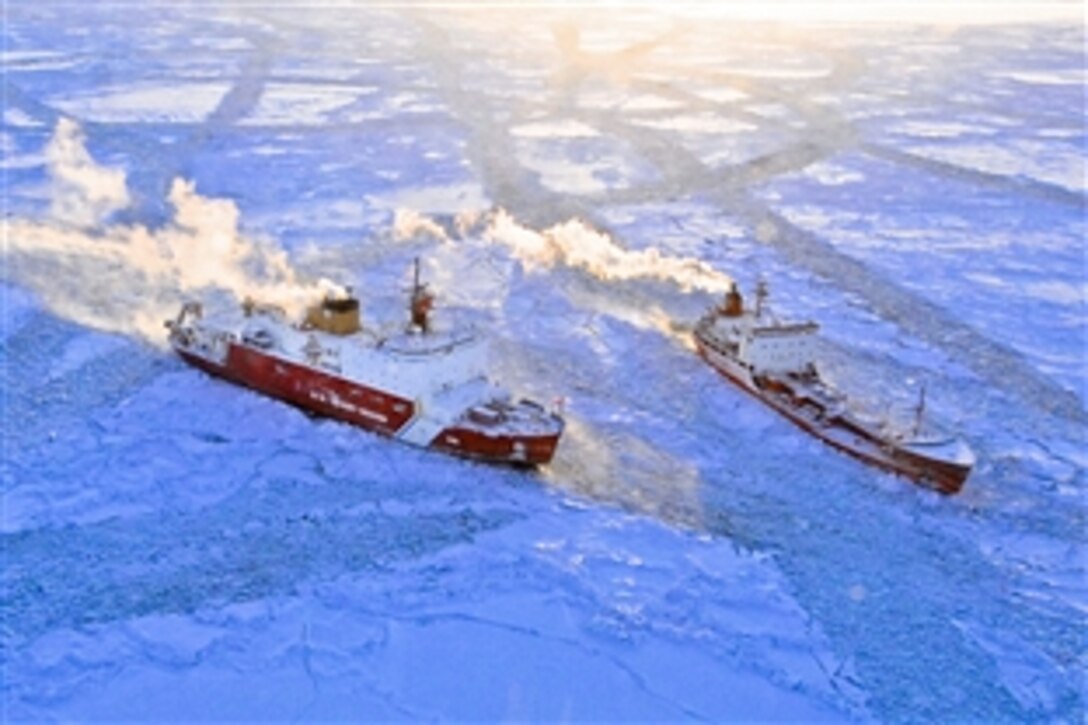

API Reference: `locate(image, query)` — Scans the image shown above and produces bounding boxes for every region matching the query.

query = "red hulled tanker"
[694,281,974,494]
[166,262,564,466]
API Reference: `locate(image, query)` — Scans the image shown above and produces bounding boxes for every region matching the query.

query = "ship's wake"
[3,120,339,344]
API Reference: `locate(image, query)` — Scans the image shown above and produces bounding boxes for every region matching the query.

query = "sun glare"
[427,0,1081,26]
[661,1,1083,25]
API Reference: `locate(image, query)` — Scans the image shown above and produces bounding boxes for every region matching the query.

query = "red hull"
[220,343,414,435]
[695,341,969,494]
[177,344,560,466]
[431,425,562,467]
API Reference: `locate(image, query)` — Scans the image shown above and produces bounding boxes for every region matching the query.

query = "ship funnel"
[721,282,744,316]
[306,293,361,335]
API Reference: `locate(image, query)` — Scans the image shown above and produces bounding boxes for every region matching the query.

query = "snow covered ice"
[2,2,1085,721]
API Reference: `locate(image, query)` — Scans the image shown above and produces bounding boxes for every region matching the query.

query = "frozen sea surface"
[2,3,1085,722]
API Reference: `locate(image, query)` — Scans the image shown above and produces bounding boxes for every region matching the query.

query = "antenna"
[755,277,768,318]
[913,383,927,436]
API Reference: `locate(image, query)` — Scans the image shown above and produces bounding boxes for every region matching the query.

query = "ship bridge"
[742,322,818,374]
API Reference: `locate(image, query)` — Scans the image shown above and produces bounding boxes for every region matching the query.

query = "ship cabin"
[742,322,819,375]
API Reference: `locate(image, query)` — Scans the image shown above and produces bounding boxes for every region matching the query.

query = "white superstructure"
[166,261,564,466]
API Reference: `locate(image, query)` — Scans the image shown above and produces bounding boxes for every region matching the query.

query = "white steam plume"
[393,207,732,294]
[473,209,732,294]
[392,208,451,243]
[4,121,338,343]
[46,118,130,228]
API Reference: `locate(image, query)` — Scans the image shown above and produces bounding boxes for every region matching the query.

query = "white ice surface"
[903,140,1084,193]
[368,182,490,215]
[515,137,660,195]
[632,113,757,135]
[992,68,1087,86]
[6,504,854,721]
[510,119,601,138]
[3,107,44,128]
[240,83,378,126]
[49,82,231,123]
[694,86,750,104]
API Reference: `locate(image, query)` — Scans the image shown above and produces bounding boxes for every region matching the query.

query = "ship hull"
[695,336,970,494]
[430,425,561,467]
[176,343,560,467]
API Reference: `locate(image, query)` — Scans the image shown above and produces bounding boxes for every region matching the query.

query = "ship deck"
[196,304,491,405]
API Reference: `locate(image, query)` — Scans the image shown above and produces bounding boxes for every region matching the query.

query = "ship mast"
[409,257,434,334]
